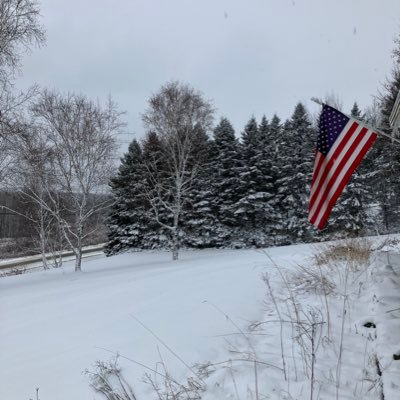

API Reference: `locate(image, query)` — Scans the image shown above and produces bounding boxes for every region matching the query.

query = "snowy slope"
[0,246,311,400]
[0,243,398,400]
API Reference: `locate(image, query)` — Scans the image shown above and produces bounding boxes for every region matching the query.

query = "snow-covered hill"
[0,243,398,399]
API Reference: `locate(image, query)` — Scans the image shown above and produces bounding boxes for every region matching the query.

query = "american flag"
[308,104,377,230]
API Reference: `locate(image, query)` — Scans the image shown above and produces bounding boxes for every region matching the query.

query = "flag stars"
[317,105,350,155]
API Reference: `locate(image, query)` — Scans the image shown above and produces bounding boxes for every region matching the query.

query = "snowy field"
[0,242,399,400]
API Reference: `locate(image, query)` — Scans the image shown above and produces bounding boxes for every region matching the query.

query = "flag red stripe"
[316,132,377,229]
[309,121,359,210]
[309,126,369,225]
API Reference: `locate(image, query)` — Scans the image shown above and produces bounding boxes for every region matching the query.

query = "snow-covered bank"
[0,246,310,400]
[201,242,400,400]
[374,252,400,400]
[0,242,399,400]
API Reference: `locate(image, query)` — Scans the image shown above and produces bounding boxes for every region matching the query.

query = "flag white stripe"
[313,130,374,227]
[309,119,357,201]
[309,123,365,219]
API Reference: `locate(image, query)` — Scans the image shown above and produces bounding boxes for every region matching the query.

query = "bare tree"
[27,90,124,271]
[0,0,45,133]
[0,0,45,84]
[324,91,343,111]
[3,124,65,268]
[142,81,214,260]
[364,98,382,128]
[0,0,45,183]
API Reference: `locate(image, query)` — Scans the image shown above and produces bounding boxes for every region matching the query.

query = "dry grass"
[87,356,210,400]
[313,239,372,268]
[86,358,138,400]
[290,264,336,295]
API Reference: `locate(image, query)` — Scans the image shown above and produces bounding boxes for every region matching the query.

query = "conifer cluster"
[106,100,384,255]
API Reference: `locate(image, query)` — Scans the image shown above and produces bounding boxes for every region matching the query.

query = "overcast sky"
[16,0,400,149]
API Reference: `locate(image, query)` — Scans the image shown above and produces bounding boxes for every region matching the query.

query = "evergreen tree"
[275,103,315,242]
[347,103,373,232]
[374,40,400,233]
[105,139,148,255]
[241,116,260,155]
[183,127,227,247]
[235,116,276,245]
[258,115,270,144]
[140,131,171,248]
[211,118,243,235]
[261,114,286,241]
[350,102,363,120]
[236,116,260,228]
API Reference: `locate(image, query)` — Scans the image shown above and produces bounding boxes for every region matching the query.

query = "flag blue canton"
[317,105,350,155]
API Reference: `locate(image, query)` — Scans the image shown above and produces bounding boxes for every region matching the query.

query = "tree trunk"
[39,211,48,270]
[75,250,82,272]
[41,248,48,269]
[171,228,179,260]
[39,232,48,269]
[75,218,83,272]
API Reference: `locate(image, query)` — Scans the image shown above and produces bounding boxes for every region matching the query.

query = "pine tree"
[182,127,226,247]
[241,116,260,155]
[140,131,171,248]
[373,40,400,233]
[235,116,276,246]
[262,114,286,242]
[236,116,260,228]
[258,115,270,144]
[348,103,372,232]
[211,118,243,242]
[275,103,315,242]
[105,139,148,255]
[350,102,363,120]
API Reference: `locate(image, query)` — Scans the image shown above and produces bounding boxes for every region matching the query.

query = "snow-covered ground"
[0,242,399,400]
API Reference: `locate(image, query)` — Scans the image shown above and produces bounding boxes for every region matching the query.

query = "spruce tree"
[349,103,372,232]
[275,104,315,242]
[241,116,260,156]
[258,115,270,144]
[105,139,147,255]
[236,116,260,228]
[211,118,243,241]
[263,114,286,241]
[374,39,400,233]
[183,127,226,247]
[235,116,276,245]
[350,102,363,120]
[140,131,171,248]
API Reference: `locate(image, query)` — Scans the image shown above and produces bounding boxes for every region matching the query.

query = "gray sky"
[16,0,400,149]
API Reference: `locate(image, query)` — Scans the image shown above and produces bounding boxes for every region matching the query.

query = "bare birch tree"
[142,81,214,260]
[28,90,124,271]
[0,0,45,183]
[0,0,45,78]
[4,124,66,268]
[0,0,45,126]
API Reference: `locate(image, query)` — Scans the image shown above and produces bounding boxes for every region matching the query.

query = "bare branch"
[141,82,214,260]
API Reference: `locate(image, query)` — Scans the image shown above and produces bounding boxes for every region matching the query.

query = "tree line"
[106,81,398,259]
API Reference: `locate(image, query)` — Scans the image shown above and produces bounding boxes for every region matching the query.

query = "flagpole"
[310,97,400,145]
